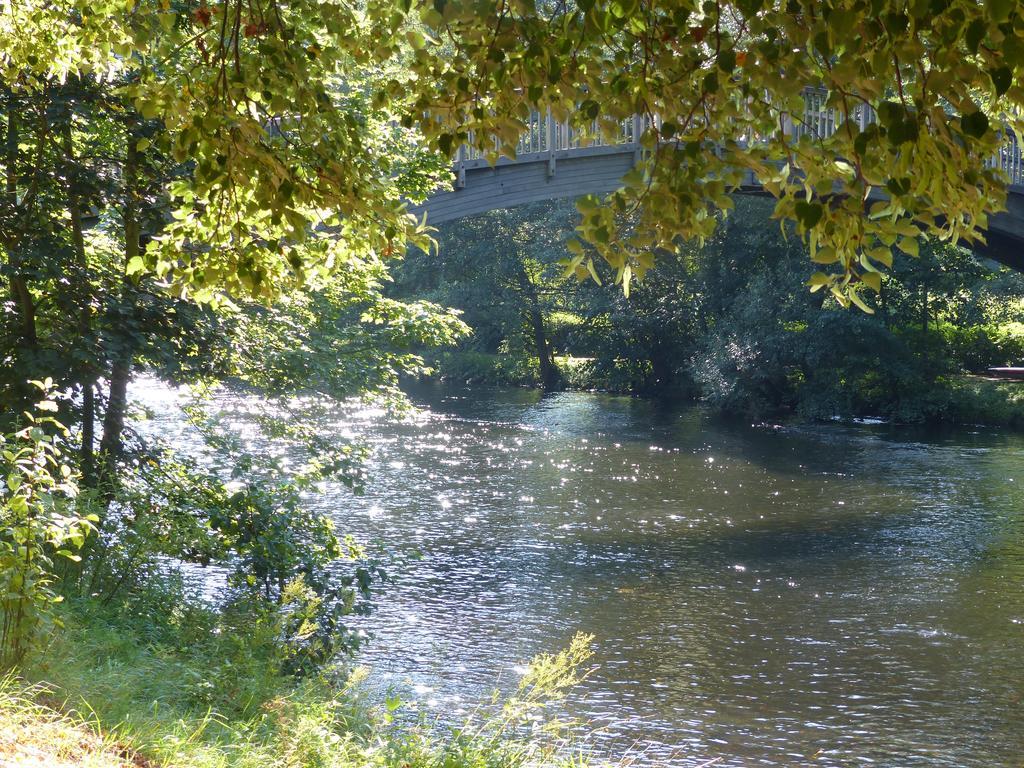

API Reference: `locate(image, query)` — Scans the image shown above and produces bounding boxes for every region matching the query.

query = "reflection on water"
[134,379,1024,767]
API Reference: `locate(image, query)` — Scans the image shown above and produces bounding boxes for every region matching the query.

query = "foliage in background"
[399,0,1024,307]
[5,0,1024,314]
[395,202,577,391]
[399,197,1024,425]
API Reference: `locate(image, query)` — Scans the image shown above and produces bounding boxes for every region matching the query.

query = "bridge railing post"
[456,144,466,189]
[546,107,556,178]
[632,113,642,166]
[1006,130,1022,185]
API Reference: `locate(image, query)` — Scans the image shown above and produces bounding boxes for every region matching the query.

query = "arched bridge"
[410,100,1024,272]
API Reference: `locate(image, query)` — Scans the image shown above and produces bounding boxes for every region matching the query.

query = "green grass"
[6,588,602,768]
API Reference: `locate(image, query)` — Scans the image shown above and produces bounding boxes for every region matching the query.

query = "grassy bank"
[0,676,137,768]
[5,590,597,768]
[939,375,1024,428]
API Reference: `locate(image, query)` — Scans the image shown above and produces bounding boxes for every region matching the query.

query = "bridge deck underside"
[410,150,635,225]
[411,148,1024,273]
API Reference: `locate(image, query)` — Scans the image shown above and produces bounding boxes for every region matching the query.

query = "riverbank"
[426,352,1024,428]
[0,677,137,768]
[6,592,595,768]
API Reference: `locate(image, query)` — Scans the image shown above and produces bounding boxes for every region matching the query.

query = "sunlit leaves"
[5,0,1024,313]
[394,0,1024,308]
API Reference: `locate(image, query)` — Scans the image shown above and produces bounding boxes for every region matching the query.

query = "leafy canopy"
[3,0,1024,309]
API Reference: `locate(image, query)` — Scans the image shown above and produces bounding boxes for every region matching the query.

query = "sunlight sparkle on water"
[137,380,1024,767]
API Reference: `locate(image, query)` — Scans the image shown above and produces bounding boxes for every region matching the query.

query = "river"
[135,379,1024,767]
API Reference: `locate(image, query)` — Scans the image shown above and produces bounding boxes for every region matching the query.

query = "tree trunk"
[516,263,559,391]
[99,357,131,460]
[82,383,96,484]
[9,277,37,346]
[650,342,672,392]
[98,119,141,475]
[62,118,97,485]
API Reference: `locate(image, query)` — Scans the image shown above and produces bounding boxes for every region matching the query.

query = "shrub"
[433,350,540,386]
[933,322,1024,372]
[23,591,602,768]
[0,381,94,668]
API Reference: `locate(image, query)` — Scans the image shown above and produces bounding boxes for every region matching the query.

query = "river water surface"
[137,380,1024,767]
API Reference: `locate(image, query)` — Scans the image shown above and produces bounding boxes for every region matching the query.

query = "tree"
[401,0,1024,312]
[3,0,1023,314]
[0,9,470,658]
[397,202,577,390]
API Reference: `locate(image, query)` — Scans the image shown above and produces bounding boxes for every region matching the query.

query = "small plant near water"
[390,633,597,768]
[0,381,94,668]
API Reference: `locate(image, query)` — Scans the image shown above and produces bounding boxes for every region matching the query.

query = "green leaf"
[848,289,875,313]
[986,0,1014,23]
[961,110,989,138]
[8,495,28,515]
[811,246,838,264]
[807,272,830,292]
[126,256,147,276]
[795,200,824,229]
[868,247,894,268]
[861,271,882,292]
[991,66,1013,97]
[896,237,919,257]
[965,19,986,54]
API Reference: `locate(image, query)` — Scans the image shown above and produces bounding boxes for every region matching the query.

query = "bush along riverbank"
[397,198,1024,429]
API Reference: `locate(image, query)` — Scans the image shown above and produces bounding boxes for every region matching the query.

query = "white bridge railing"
[453,93,1024,188]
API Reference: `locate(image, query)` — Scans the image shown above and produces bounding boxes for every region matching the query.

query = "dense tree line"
[397,197,1024,424]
